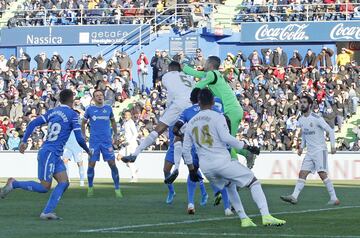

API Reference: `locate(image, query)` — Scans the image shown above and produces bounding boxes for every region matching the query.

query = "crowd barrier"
[0,151,359,180]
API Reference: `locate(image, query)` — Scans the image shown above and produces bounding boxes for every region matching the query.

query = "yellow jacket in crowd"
[337,49,354,66]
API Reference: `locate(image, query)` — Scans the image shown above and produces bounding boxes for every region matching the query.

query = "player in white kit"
[281,95,340,205]
[121,61,193,163]
[117,110,139,182]
[182,88,286,227]
[62,130,85,186]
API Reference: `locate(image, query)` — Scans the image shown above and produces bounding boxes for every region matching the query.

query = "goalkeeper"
[182,56,255,168]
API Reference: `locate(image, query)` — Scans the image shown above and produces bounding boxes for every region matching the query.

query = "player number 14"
[192,125,213,147]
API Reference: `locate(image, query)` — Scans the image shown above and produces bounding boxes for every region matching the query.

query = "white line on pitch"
[102,230,360,238]
[79,205,360,233]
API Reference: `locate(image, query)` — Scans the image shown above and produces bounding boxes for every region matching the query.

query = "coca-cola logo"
[255,24,310,41]
[349,42,360,50]
[330,23,360,40]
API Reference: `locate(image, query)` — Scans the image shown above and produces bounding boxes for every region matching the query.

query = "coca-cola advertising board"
[241,21,360,42]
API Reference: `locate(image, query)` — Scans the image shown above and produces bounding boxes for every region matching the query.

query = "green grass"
[0,179,360,238]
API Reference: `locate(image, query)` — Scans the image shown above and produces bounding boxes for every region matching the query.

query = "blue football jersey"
[84,105,114,144]
[178,97,224,123]
[41,105,81,156]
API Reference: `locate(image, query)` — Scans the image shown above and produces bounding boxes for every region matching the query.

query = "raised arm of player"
[195,71,216,89]
[183,64,206,79]
[19,116,46,153]
[318,117,336,154]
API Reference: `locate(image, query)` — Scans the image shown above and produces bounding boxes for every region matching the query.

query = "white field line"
[100,230,360,238]
[79,205,360,233]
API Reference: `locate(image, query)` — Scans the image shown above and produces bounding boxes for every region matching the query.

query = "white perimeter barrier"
[0,151,359,180]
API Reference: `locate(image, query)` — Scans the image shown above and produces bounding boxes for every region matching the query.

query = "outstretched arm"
[22,116,46,143]
[183,64,206,79]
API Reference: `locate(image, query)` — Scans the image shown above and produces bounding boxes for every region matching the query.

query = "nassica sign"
[241,21,360,42]
[0,24,150,46]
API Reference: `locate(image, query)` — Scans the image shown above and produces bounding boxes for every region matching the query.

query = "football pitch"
[0,179,359,238]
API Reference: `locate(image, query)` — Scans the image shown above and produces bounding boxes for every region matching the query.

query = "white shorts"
[63,148,83,163]
[201,159,254,190]
[160,102,191,127]
[301,150,328,174]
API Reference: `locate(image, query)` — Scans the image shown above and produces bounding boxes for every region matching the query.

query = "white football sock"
[250,180,270,216]
[127,163,138,179]
[226,183,248,219]
[173,141,182,171]
[133,131,159,156]
[292,178,306,199]
[323,178,337,201]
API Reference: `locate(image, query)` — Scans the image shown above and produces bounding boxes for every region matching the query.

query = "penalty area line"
[79,205,360,233]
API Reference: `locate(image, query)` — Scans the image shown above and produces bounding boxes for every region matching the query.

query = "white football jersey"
[123,119,138,144]
[182,109,244,166]
[162,71,194,106]
[298,113,335,154]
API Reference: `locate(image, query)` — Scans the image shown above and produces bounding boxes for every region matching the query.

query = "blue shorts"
[165,126,175,164]
[89,142,115,162]
[38,149,66,183]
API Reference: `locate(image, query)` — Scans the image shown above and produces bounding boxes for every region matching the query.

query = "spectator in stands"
[271,47,288,67]
[336,48,354,67]
[315,47,334,70]
[49,52,64,71]
[34,52,50,72]
[235,51,247,71]
[7,128,20,150]
[18,52,31,73]
[302,49,316,68]
[156,50,171,80]
[150,49,161,88]
[288,50,302,68]
[137,52,149,93]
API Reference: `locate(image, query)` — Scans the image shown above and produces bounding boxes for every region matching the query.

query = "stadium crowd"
[236,0,360,22]
[0,46,359,152]
[6,0,360,28]
[6,0,220,27]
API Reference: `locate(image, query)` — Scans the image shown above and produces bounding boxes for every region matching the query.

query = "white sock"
[292,178,306,199]
[250,181,270,216]
[64,162,69,177]
[133,131,159,156]
[173,141,182,171]
[226,183,248,219]
[127,162,138,179]
[78,164,85,182]
[323,178,337,201]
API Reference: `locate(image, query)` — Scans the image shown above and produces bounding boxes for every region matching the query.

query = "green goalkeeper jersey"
[183,65,241,114]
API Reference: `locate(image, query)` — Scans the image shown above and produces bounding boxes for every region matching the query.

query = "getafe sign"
[0,25,150,46]
[241,21,360,42]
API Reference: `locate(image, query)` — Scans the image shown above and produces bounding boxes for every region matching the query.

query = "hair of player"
[190,88,201,104]
[207,56,221,70]
[59,89,74,104]
[199,88,214,106]
[168,61,181,72]
[92,89,104,98]
[301,95,313,106]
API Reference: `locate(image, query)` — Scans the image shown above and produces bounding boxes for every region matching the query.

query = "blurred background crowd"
[0,44,359,152]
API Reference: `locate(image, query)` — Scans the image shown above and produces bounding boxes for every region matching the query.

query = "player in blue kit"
[81,90,122,198]
[165,88,232,215]
[0,89,92,220]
